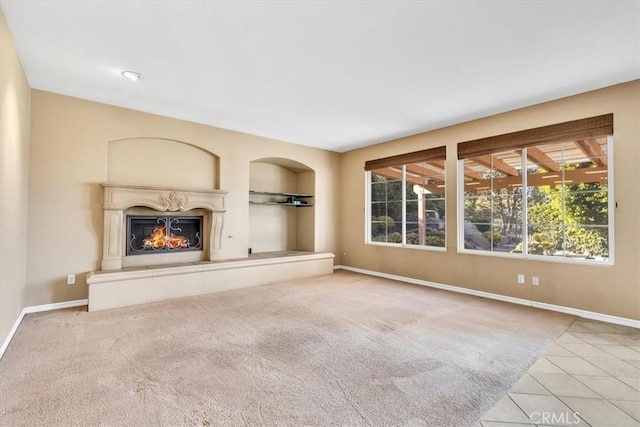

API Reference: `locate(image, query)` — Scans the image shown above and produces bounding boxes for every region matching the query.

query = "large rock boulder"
[464,222,491,250]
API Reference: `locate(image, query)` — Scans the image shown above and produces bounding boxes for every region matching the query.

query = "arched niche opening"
[107,138,220,189]
[249,158,315,254]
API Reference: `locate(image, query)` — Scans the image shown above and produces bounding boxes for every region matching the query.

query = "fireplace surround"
[100,183,226,270]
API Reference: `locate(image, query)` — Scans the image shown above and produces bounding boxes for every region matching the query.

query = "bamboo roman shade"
[364,146,446,171]
[457,114,613,159]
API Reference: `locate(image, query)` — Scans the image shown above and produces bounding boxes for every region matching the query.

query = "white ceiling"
[2,1,639,152]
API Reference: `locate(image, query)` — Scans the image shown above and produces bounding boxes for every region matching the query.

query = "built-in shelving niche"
[249,159,315,254]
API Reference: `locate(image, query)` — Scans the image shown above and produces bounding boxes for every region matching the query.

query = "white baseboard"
[0,299,88,360]
[0,310,26,361]
[335,265,640,329]
[23,299,88,314]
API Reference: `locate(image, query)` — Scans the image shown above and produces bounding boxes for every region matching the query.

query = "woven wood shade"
[364,146,446,171]
[457,114,613,160]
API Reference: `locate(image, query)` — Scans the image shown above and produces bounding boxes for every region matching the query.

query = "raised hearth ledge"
[87,251,335,311]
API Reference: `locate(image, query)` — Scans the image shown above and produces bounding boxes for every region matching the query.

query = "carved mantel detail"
[161,192,188,211]
[100,183,227,271]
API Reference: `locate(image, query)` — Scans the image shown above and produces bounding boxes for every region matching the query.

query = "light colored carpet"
[0,271,574,426]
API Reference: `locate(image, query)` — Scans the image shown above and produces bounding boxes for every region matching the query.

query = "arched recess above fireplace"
[107,137,220,190]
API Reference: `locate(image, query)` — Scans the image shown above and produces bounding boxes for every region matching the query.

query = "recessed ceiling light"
[121,70,142,81]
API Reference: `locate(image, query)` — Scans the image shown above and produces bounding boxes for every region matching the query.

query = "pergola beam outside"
[575,139,607,166]
[426,159,446,169]
[405,164,445,180]
[464,166,607,193]
[472,155,519,176]
[371,168,445,196]
[524,147,560,172]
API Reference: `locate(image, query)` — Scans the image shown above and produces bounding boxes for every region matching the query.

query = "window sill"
[366,242,447,252]
[456,248,614,267]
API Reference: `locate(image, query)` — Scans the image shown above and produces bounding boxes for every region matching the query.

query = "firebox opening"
[127,215,203,256]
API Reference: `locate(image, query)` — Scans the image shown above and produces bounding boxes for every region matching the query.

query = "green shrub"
[406,232,419,245]
[483,231,502,243]
[425,235,445,247]
[371,215,395,238]
[386,232,402,243]
[425,230,445,239]
[511,234,556,255]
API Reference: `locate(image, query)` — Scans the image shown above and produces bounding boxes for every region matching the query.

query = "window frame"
[365,165,447,252]
[456,135,614,266]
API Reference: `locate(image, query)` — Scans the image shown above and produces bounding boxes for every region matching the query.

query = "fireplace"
[127,215,203,255]
[100,183,227,271]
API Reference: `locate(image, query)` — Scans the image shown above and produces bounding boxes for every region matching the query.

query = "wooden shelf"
[249,201,313,207]
[249,190,313,207]
[249,191,313,198]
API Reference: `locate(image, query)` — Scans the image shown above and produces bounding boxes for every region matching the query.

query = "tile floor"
[479,318,640,427]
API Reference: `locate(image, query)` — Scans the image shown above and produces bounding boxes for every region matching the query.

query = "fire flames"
[142,226,189,250]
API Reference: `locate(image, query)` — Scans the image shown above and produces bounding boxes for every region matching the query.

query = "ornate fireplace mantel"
[101,183,227,270]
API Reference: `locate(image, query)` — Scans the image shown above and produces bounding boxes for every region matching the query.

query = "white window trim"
[607,134,615,265]
[365,241,448,252]
[457,136,614,266]
[365,169,447,251]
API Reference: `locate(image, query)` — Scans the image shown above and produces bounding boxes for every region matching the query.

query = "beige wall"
[0,9,31,343]
[296,170,315,252]
[27,90,340,306]
[339,80,640,320]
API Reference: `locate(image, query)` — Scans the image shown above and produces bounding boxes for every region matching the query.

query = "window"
[458,114,613,263]
[366,147,446,248]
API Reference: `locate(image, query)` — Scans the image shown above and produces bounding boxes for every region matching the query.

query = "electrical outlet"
[67,274,76,285]
[532,276,539,286]
[517,274,525,284]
